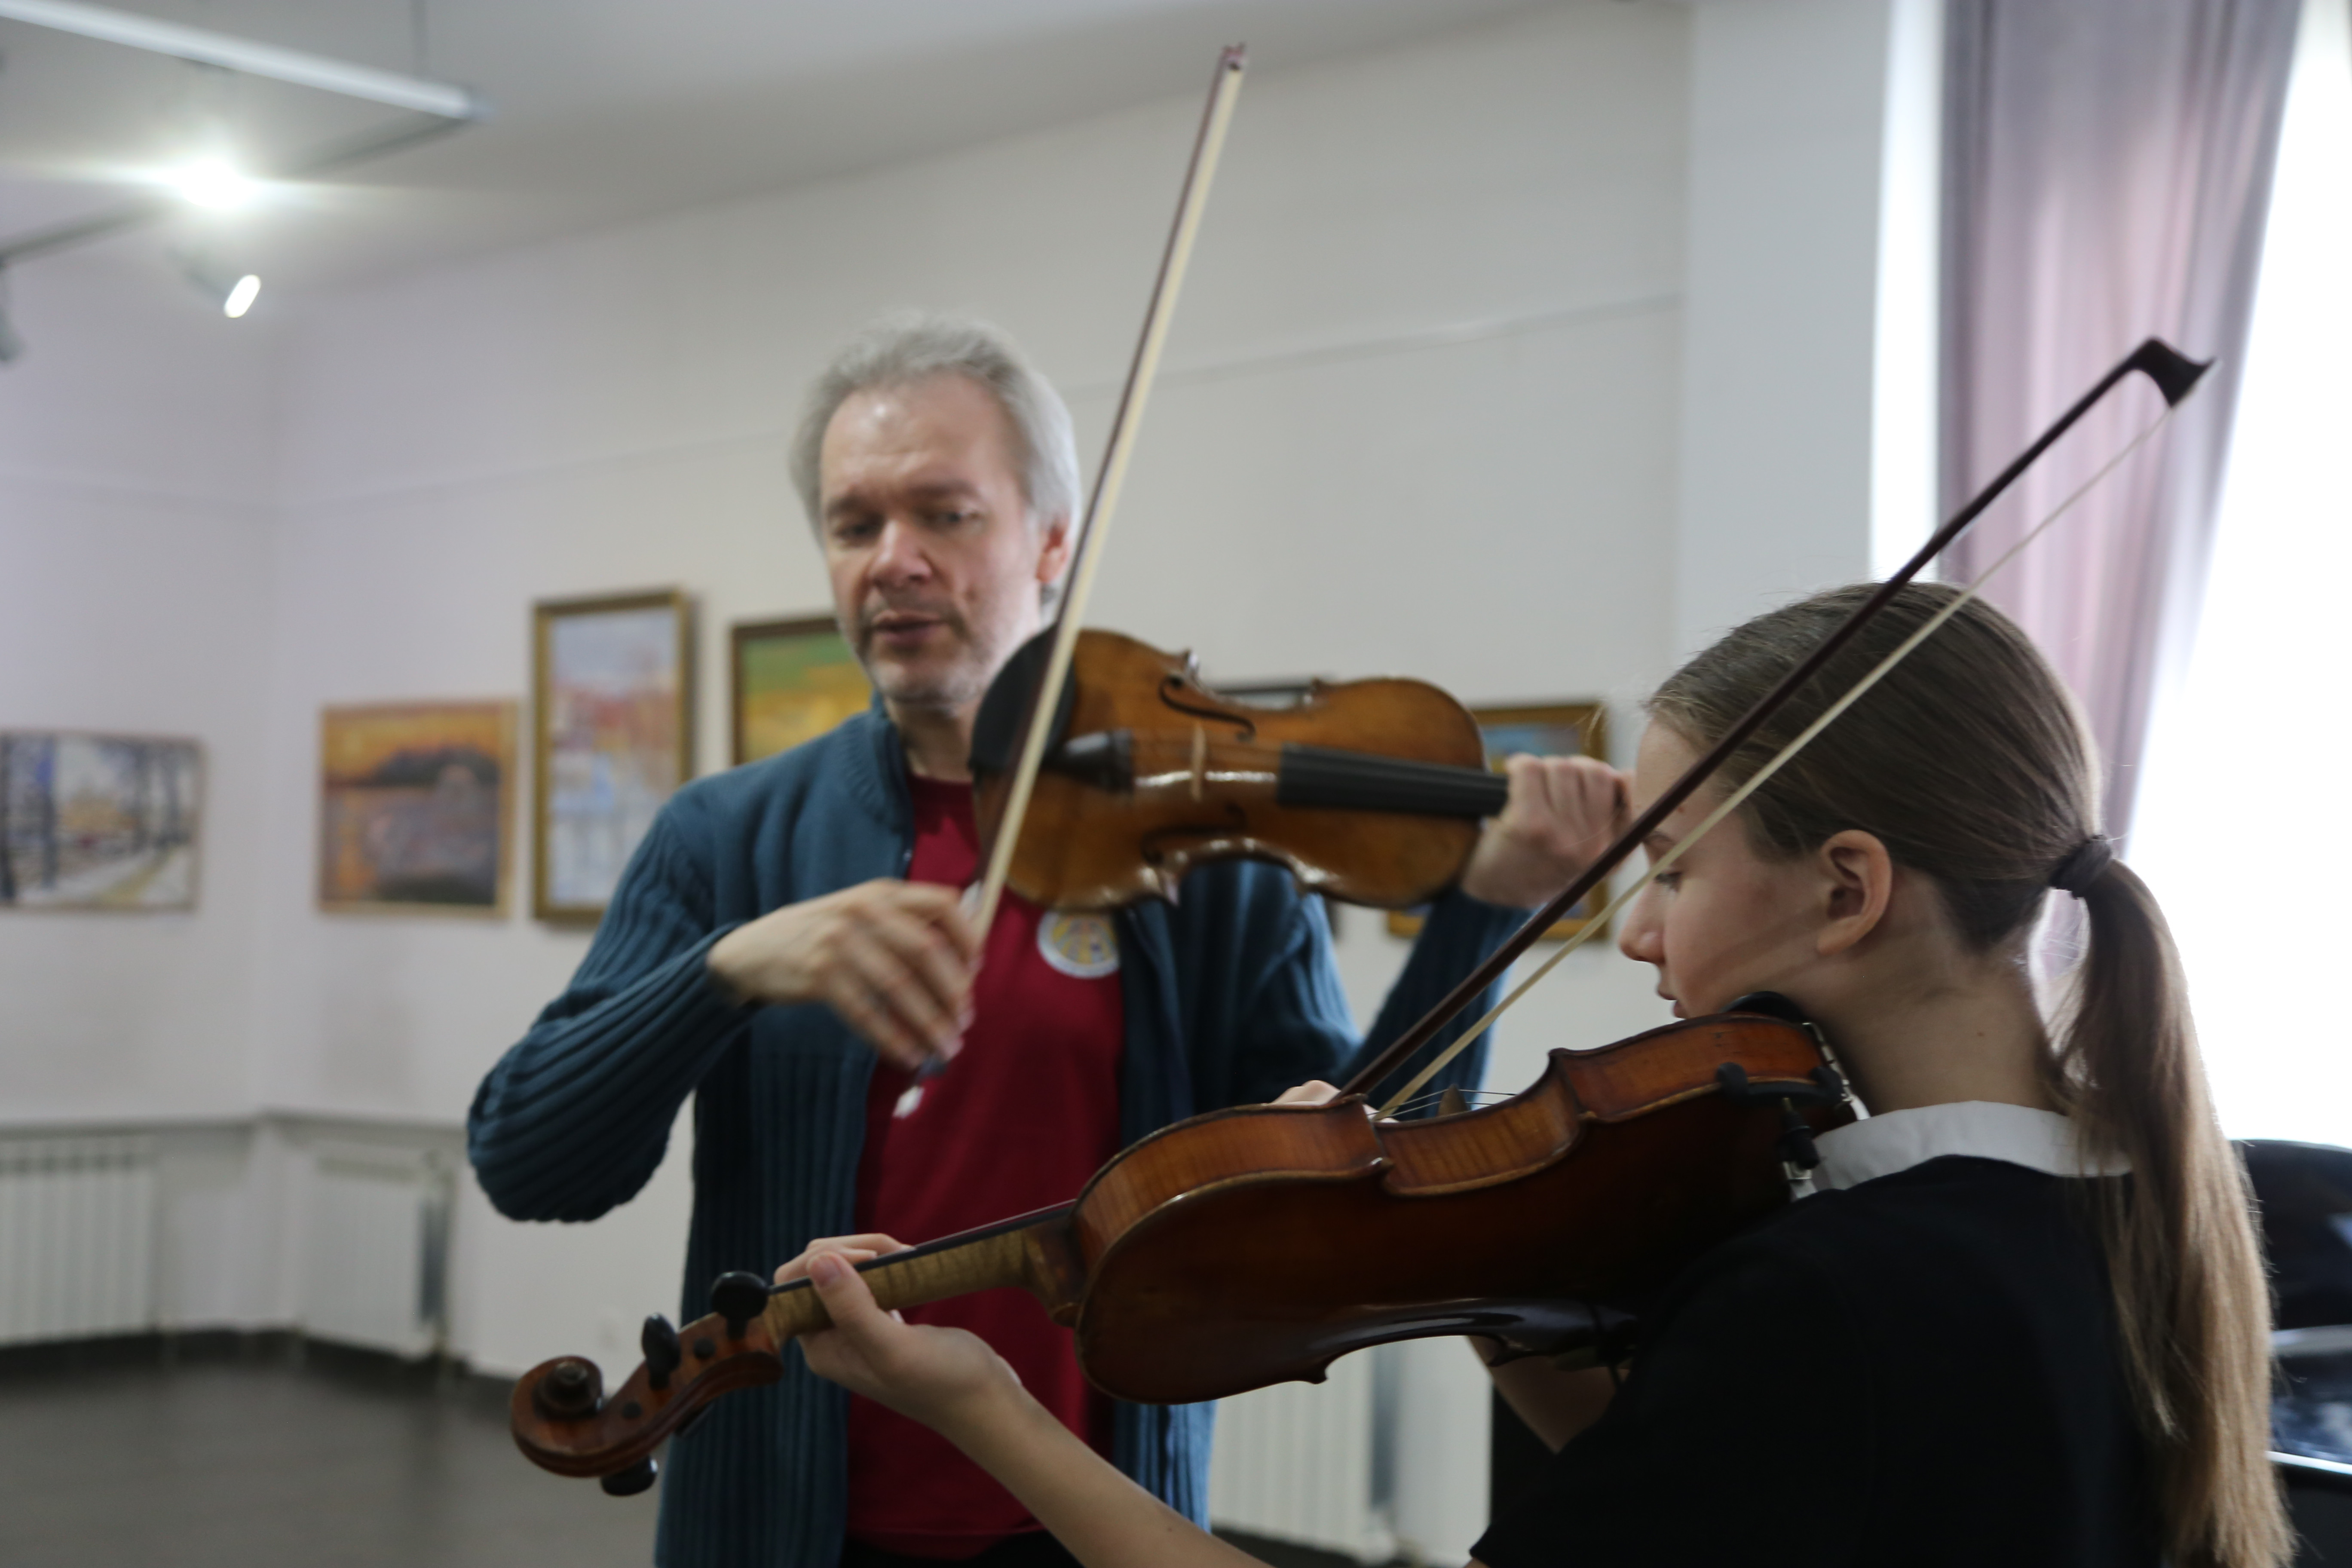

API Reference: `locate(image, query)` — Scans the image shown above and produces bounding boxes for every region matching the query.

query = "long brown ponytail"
[1650,582,2286,1568]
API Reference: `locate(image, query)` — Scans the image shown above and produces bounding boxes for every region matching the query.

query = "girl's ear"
[1815,830,1894,958]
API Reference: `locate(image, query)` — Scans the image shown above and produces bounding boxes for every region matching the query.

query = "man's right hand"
[707,880,979,1072]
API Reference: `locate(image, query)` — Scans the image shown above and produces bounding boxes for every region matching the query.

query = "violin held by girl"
[787,581,2287,1568]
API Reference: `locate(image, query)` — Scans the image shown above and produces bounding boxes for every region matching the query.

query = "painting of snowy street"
[0,733,202,910]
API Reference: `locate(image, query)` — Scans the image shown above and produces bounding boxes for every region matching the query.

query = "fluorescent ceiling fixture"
[222,274,259,318]
[166,156,260,211]
[0,0,482,119]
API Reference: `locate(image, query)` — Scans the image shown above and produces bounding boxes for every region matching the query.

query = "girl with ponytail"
[775,582,2288,1568]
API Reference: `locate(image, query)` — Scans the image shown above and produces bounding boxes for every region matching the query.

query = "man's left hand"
[1458,753,1629,910]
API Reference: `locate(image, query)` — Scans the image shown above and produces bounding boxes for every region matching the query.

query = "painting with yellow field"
[319,701,515,914]
[0,732,202,910]
[732,616,872,765]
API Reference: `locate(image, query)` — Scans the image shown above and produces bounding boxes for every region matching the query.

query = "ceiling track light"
[175,251,261,320]
[0,0,481,119]
[165,156,263,213]
[0,0,488,342]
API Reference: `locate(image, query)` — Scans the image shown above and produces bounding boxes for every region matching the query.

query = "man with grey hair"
[470,314,1620,1568]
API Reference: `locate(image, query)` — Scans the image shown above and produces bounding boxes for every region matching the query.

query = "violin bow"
[1347,337,2210,1115]
[970,46,1247,937]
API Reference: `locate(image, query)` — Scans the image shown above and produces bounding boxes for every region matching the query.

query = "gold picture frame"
[531,589,695,924]
[318,701,516,916]
[1388,700,1610,942]
[730,615,872,766]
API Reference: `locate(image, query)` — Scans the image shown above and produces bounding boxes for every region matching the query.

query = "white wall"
[0,256,279,1124]
[1675,0,1942,656]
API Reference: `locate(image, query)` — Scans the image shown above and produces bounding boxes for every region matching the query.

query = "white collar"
[1813,1101,2131,1191]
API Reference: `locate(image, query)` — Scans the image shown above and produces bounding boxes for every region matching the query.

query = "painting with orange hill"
[319,702,515,913]
[732,615,871,765]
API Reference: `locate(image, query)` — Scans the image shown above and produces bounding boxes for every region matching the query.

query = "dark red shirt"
[845,776,1125,1558]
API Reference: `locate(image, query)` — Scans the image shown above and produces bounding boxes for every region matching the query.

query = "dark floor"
[0,1339,658,1568]
[0,1338,1351,1568]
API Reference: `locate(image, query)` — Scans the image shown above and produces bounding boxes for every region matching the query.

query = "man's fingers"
[827,976,934,1072]
[867,915,974,1043]
[845,909,967,1047]
[893,882,983,968]
[928,894,984,970]
[836,934,962,1057]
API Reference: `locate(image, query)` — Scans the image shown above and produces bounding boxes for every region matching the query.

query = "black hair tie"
[2049,835,2114,897]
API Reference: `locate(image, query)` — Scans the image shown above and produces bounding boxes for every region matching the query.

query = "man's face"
[817,374,1070,714]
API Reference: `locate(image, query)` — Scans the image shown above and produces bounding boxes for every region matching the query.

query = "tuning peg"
[600,1456,658,1497]
[710,1271,769,1339]
[642,1314,682,1391]
[531,1357,603,1421]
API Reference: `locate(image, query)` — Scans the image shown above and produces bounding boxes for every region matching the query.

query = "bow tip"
[2131,339,2211,407]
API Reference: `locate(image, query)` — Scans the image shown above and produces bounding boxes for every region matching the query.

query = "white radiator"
[297,1145,452,1359]
[0,1134,159,1345]
[1210,1346,1396,1562]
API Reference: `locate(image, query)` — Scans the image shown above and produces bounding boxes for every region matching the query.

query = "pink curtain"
[1942,0,2298,842]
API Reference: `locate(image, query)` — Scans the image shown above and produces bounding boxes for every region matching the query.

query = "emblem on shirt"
[1038,911,1119,980]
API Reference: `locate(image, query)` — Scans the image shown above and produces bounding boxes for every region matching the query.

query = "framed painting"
[318,702,515,915]
[533,589,694,923]
[1388,701,1610,941]
[731,615,871,765]
[0,731,202,910]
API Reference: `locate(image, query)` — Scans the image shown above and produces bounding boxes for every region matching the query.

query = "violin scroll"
[509,1303,790,1482]
[509,1209,1082,1486]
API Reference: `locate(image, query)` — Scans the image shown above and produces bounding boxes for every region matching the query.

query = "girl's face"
[1615,723,1842,1018]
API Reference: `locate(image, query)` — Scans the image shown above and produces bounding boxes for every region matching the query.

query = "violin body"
[510,1004,1851,1482]
[971,629,1507,911]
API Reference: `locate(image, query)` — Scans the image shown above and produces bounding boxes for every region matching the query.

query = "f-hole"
[1158,675,1257,743]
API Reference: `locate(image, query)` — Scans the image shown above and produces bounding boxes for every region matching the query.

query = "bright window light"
[2131,0,2352,1143]
[221,274,259,318]
[165,156,259,211]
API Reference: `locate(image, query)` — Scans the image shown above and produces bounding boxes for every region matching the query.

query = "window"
[2130,0,2352,1142]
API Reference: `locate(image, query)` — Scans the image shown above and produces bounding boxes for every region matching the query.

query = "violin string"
[971,51,1247,938]
[1375,401,2182,1118]
[1384,1088,1514,1117]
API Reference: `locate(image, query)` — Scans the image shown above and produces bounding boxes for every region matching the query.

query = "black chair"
[2245,1139,2352,1560]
